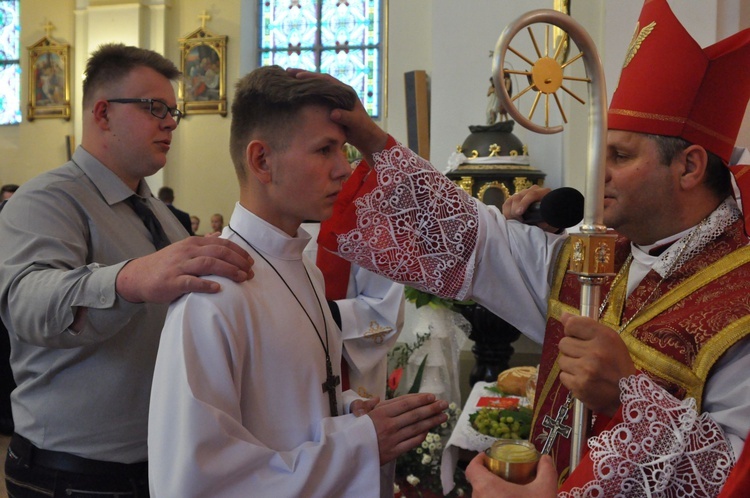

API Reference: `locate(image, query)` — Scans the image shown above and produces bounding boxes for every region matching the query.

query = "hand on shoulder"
[115,236,254,304]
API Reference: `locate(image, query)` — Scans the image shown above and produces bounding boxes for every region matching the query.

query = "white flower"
[429,443,437,451]
[421,441,429,449]
[421,454,432,465]
[407,475,420,486]
[449,402,457,411]
[416,447,423,454]
[457,488,465,496]
[440,422,448,429]
[393,483,401,494]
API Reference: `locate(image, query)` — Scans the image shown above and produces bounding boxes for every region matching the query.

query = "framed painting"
[178,26,227,116]
[27,36,71,121]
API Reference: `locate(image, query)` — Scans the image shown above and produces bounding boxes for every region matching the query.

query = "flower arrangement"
[387,326,470,497]
[392,400,468,497]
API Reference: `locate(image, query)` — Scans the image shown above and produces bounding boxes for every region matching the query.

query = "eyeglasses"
[106,98,183,125]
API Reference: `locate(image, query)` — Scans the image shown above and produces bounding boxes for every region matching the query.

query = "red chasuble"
[718,429,750,497]
[531,218,750,484]
[316,160,380,390]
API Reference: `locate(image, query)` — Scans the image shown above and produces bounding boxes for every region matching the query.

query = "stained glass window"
[0,0,20,125]
[259,0,382,118]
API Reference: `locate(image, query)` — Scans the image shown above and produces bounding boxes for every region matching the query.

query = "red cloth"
[718,433,750,497]
[557,409,623,493]
[729,164,750,234]
[316,149,394,391]
[316,137,399,288]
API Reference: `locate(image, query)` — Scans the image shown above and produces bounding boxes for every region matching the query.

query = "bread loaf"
[496,366,537,396]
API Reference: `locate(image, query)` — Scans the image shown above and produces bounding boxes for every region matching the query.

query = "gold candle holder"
[484,439,540,484]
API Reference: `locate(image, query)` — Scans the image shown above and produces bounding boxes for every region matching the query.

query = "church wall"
[0,0,77,190]
[2,1,748,386]
[4,1,744,221]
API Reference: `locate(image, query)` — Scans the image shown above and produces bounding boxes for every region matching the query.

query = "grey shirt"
[0,146,188,462]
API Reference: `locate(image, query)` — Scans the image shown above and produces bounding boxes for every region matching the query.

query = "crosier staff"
[491,9,615,471]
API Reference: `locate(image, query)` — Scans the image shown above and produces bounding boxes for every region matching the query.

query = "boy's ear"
[246,140,272,183]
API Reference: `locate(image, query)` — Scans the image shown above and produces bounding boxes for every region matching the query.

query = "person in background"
[0,184,16,437]
[190,214,200,235]
[210,212,224,234]
[0,43,252,497]
[1,184,18,201]
[292,0,750,495]
[157,185,193,235]
[148,65,447,497]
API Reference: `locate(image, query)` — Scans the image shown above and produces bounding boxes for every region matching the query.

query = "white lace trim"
[559,374,736,498]
[655,198,741,277]
[336,142,479,299]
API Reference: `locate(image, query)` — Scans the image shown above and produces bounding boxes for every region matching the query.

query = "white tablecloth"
[440,381,526,494]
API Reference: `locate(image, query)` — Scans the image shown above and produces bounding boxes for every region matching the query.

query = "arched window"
[0,0,21,125]
[259,0,382,118]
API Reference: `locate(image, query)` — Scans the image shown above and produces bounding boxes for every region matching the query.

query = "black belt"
[8,433,148,477]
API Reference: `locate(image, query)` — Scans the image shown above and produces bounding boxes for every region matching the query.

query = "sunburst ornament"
[623,21,656,68]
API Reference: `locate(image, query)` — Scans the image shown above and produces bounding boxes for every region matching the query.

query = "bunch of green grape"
[469,407,532,439]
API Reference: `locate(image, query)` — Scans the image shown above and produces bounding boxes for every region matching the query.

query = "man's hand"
[558,312,637,416]
[288,69,389,163]
[115,236,254,304]
[350,396,380,417]
[465,453,558,498]
[367,393,448,465]
[501,185,560,233]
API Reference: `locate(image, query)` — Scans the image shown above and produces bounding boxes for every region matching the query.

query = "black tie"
[127,196,171,250]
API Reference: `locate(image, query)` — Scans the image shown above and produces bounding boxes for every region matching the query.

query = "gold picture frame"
[27,35,71,121]
[178,26,228,116]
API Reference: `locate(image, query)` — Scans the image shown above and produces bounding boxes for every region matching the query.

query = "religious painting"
[27,35,71,121]
[178,26,227,116]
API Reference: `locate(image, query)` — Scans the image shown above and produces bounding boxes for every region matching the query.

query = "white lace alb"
[336,143,479,299]
[559,374,735,498]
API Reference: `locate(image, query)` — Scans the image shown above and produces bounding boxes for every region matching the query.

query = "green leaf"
[408,355,428,394]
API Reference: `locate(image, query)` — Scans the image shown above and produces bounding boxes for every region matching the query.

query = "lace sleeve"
[336,142,479,300]
[560,374,736,498]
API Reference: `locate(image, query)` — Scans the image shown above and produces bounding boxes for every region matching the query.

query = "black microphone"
[521,187,584,229]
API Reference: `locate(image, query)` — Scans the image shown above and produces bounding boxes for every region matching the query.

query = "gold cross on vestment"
[540,397,573,455]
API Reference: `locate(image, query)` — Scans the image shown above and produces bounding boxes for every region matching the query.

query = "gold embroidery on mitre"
[609,108,686,124]
[364,321,393,344]
[623,21,656,68]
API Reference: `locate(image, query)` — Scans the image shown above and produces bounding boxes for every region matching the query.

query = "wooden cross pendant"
[540,399,573,455]
[322,357,340,417]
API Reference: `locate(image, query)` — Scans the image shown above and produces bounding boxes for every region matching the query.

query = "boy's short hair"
[82,43,181,107]
[229,66,358,181]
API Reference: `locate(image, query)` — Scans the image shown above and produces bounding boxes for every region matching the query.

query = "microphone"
[521,187,584,229]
